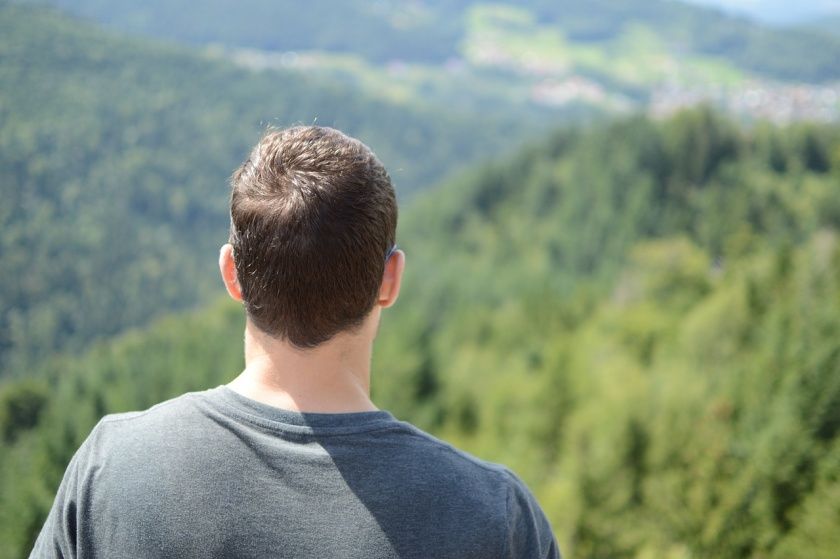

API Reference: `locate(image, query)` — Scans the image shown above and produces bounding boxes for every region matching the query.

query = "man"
[31,126,560,558]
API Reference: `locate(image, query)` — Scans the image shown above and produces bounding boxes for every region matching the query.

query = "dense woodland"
[2,106,839,557]
[0,3,542,375]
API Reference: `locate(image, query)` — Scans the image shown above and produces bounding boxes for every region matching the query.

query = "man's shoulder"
[87,390,206,449]
[100,390,201,426]
[386,420,513,481]
[368,419,535,511]
[392,426,561,558]
[344,420,560,557]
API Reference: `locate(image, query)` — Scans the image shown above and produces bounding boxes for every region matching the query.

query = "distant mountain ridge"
[21,0,840,83]
[684,0,840,26]
[799,13,840,36]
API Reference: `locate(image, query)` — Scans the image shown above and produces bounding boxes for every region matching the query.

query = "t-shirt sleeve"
[28,423,99,559]
[503,468,561,559]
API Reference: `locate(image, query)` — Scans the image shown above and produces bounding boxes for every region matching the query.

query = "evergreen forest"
[2,2,840,558]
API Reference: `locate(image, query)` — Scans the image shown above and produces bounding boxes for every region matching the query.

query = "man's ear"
[219,243,243,302]
[378,249,405,309]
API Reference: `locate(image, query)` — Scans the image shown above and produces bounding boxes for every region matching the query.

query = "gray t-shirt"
[31,385,560,558]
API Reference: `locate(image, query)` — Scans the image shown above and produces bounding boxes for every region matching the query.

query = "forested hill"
[3,108,839,557]
[28,0,840,83]
[397,107,840,312]
[0,3,540,375]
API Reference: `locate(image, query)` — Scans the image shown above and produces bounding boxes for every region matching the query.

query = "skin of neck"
[218,243,404,414]
[228,310,382,413]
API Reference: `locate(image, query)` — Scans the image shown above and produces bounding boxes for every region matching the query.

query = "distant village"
[648,80,840,123]
[529,75,840,123]
[226,46,840,125]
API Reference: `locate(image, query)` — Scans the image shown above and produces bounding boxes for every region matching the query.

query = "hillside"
[30,0,840,123]
[2,109,839,557]
[27,0,840,83]
[0,3,542,375]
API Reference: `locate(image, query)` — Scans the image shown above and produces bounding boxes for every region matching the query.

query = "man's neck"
[227,322,378,413]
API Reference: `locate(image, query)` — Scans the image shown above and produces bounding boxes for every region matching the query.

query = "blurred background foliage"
[2,0,840,557]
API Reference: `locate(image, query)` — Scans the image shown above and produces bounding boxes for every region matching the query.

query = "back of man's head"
[229,126,397,349]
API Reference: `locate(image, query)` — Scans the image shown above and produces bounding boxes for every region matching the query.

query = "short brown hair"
[229,126,397,348]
